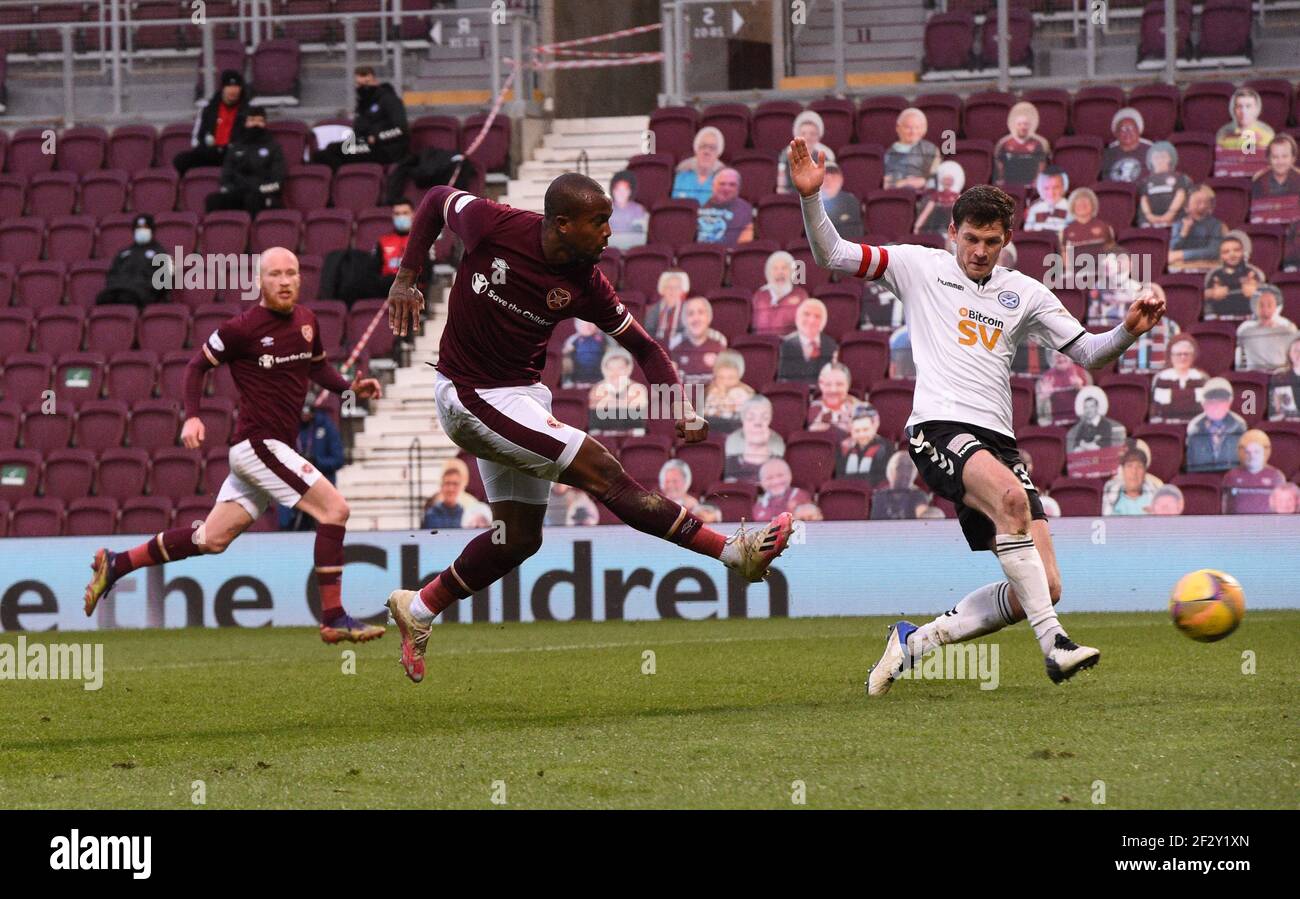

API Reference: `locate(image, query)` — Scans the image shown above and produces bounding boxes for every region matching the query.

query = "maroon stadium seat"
[1127,83,1180,141]
[74,398,129,451]
[1171,476,1222,515]
[461,112,511,174]
[1048,477,1103,516]
[1166,131,1214,185]
[1,352,53,405]
[922,12,976,73]
[978,6,1032,69]
[1052,135,1103,189]
[284,165,332,212]
[199,211,251,255]
[20,401,73,451]
[331,163,384,212]
[857,96,908,147]
[204,445,231,496]
[252,208,304,253]
[42,448,96,501]
[299,255,323,302]
[250,39,302,100]
[86,306,138,354]
[128,399,181,450]
[11,497,64,537]
[1227,371,1270,427]
[353,207,393,253]
[751,100,803,155]
[648,107,699,165]
[1132,423,1187,483]
[408,114,460,155]
[150,446,203,499]
[97,447,151,503]
[674,244,726,296]
[702,483,757,521]
[1070,86,1126,141]
[762,383,809,439]
[0,217,45,266]
[198,397,235,446]
[0,402,18,449]
[731,336,779,390]
[1244,78,1294,132]
[265,118,311,166]
[120,496,174,534]
[1011,377,1035,430]
[0,174,24,218]
[674,440,725,495]
[0,308,32,357]
[156,123,195,169]
[621,244,674,298]
[726,240,781,291]
[915,93,962,144]
[597,247,621,288]
[1242,224,1283,275]
[130,168,180,216]
[28,171,79,216]
[648,199,700,248]
[1094,182,1137,229]
[302,208,353,257]
[785,240,832,294]
[66,497,119,536]
[783,430,836,492]
[93,213,135,259]
[346,299,393,357]
[1017,232,1065,280]
[174,494,216,529]
[865,379,914,441]
[6,128,55,176]
[66,260,110,308]
[156,211,200,256]
[191,303,234,348]
[1137,1,1192,65]
[33,308,85,356]
[954,139,994,186]
[1185,323,1235,375]
[962,91,1015,143]
[839,331,891,395]
[626,153,674,208]
[1097,373,1151,433]
[1018,426,1067,482]
[137,307,190,354]
[864,190,917,241]
[108,125,158,172]
[703,289,751,343]
[106,350,160,404]
[310,300,347,350]
[618,436,672,485]
[1205,177,1248,228]
[699,103,752,162]
[15,261,65,311]
[57,126,108,175]
[0,449,43,502]
[728,149,778,205]
[816,479,873,520]
[808,98,856,153]
[818,284,862,343]
[1181,82,1237,134]
[54,350,105,406]
[46,215,96,263]
[1261,422,1300,479]
[1118,228,1169,278]
[1020,88,1070,145]
[1198,0,1253,61]
[836,144,884,198]
[755,194,804,243]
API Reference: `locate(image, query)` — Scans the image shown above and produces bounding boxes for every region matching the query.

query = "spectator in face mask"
[96,213,170,307]
[315,66,410,170]
[175,69,247,175]
[371,200,417,296]
[205,107,286,215]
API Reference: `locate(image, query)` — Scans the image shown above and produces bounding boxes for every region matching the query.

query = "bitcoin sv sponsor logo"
[956,306,1004,351]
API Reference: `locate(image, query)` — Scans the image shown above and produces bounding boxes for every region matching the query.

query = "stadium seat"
[839,332,891,396]
[835,144,884,198]
[42,447,96,501]
[621,244,674,298]
[1205,177,1248,228]
[731,336,779,391]
[33,308,85,356]
[1242,224,1283,275]
[1137,1,1192,65]
[120,496,174,534]
[346,299,393,357]
[751,100,803,155]
[0,217,45,265]
[128,399,181,450]
[1127,84,1180,141]
[1261,422,1300,479]
[130,168,180,216]
[648,199,700,248]
[1181,82,1237,134]
[618,436,672,485]
[728,149,778,205]
[648,107,699,165]
[197,397,235,447]
[15,261,65,311]
[673,244,726,297]
[755,194,804,243]
[702,482,757,521]
[1244,78,1294,132]
[1118,228,1169,278]
[1048,478,1104,517]
[1171,477,1223,515]
[818,284,861,343]
[28,171,79,216]
[309,300,347,350]
[953,139,994,186]
[808,98,856,153]
[785,240,832,295]
[864,379,914,441]
[284,165,331,211]
[762,383,809,439]
[331,164,384,212]
[150,447,203,499]
[203,445,231,496]
[1227,371,1270,427]
[250,39,302,102]
[155,211,200,256]
[178,167,222,215]
[922,12,976,73]
[303,208,353,257]
[461,112,511,174]
[703,289,751,343]
[174,494,216,529]
[856,95,907,148]
[47,214,96,263]
[0,174,24,218]
[626,154,674,208]
[156,123,195,169]
[199,211,251,256]
[0,308,32,357]
[86,306,138,354]
[1052,136,1103,189]
[1097,373,1151,433]
[1010,378,1035,430]
[408,114,460,156]
[0,449,42,501]
[63,260,108,308]
[698,103,752,162]
[191,304,234,348]
[96,447,151,503]
[252,208,304,253]
[1155,276,1204,331]
[74,398,129,451]
[597,247,621,288]
[864,190,916,241]
[977,7,1032,70]
[1020,88,1070,145]
[0,400,20,449]
[353,207,393,253]
[105,350,160,405]
[6,127,55,175]
[1,352,53,405]
[962,91,1015,143]
[1018,427,1068,482]
[66,497,119,536]
[816,479,873,520]
[11,496,64,537]
[1132,423,1187,483]
[1071,86,1126,141]
[108,124,158,172]
[267,118,311,165]
[1198,0,1253,62]
[1186,323,1235,375]
[54,350,105,406]
[916,93,962,144]
[783,430,836,492]
[20,400,73,451]
[57,125,108,175]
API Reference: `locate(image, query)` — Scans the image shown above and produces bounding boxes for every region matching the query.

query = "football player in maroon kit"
[83,247,388,644]
[382,174,795,683]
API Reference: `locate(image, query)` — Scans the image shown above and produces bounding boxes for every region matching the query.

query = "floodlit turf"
[1,612,1296,809]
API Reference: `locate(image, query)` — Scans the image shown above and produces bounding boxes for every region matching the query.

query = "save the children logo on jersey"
[997,290,1021,309]
[546,287,572,311]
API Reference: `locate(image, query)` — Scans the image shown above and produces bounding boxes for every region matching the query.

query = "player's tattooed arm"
[388,267,425,338]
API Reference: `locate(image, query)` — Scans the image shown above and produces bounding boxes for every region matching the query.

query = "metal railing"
[407,436,423,531]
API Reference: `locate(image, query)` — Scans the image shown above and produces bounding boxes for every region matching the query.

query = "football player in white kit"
[788,137,1167,691]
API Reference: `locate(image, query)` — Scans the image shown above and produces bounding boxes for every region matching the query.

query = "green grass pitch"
[1,612,1296,809]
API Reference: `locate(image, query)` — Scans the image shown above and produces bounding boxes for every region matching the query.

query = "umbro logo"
[937,277,964,291]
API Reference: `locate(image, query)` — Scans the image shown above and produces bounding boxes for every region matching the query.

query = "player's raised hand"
[788,137,826,198]
[181,416,206,449]
[351,373,383,400]
[387,272,425,338]
[676,410,709,444]
[1124,286,1167,336]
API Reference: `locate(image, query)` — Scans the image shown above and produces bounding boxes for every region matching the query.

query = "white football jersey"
[866,243,1087,437]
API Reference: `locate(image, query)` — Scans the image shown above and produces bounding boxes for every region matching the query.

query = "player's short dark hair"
[950,184,1016,235]
[544,172,606,222]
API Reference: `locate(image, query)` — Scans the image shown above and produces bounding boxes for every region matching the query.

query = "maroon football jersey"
[202,303,325,446]
[432,192,632,387]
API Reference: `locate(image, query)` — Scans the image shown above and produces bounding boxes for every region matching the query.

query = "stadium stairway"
[502,115,651,213]
[333,285,460,532]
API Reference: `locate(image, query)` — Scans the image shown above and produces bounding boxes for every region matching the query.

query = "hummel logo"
[938,277,964,291]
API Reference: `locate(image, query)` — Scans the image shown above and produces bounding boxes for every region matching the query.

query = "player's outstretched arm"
[790,137,868,276]
[181,348,216,449]
[389,184,473,336]
[613,317,708,444]
[1060,289,1166,370]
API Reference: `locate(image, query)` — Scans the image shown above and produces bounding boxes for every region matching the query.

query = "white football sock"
[908,581,1017,659]
[409,592,436,624]
[994,533,1063,655]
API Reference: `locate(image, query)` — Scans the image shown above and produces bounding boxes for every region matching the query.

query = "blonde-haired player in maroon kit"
[383,174,794,683]
[83,247,388,644]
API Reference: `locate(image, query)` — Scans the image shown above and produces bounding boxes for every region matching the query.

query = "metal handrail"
[408,437,423,531]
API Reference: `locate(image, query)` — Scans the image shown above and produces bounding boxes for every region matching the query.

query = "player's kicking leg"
[294,477,386,644]
[84,500,254,615]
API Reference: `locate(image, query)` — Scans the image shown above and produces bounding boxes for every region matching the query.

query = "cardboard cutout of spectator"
[422,458,491,530]
[1138,141,1193,227]
[724,395,785,483]
[793,502,824,521]
[994,100,1051,186]
[695,167,754,246]
[1087,249,1142,327]
[1249,133,1300,224]
[1151,333,1211,422]
[914,160,965,234]
[1036,348,1093,425]
[806,361,868,438]
[859,278,905,331]
[1235,284,1297,371]
[658,459,699,513]
[883,108,939,190]
[834,404,894,484]
[1149,483,1185,515]
[870,450,929,520]
[1024,166,1070,234]
[701,349,755,433]
[779,110,838,192]
[1222,429,1287,513]
[1215,88,1275,178]
[645,269,690,342]
[751,458,813,521]
[751,250,809,335]
[1066,385,1128,476]
[545,483,599,527]
[672,126,725,204]
[1167,183,1228,272]
[587,346,648,437]
[1101,441,1164,515]
[1268,482,1300,513]
[561,319,608,388]
[822,164,864,239]
[669,296,728,384]
[1267,335,1300,420]
[608,170,648,249]
[1185,376,1248,472]
[1100,107,1153,183]
[778,298,838,382]
[1203,230,1267,321]
[1062,186,1115,269]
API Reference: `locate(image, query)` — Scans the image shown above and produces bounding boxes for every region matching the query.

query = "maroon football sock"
[110,526,204,580]
[315,523,346,619]
[417,529,508,618]
[595,472,726,558]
